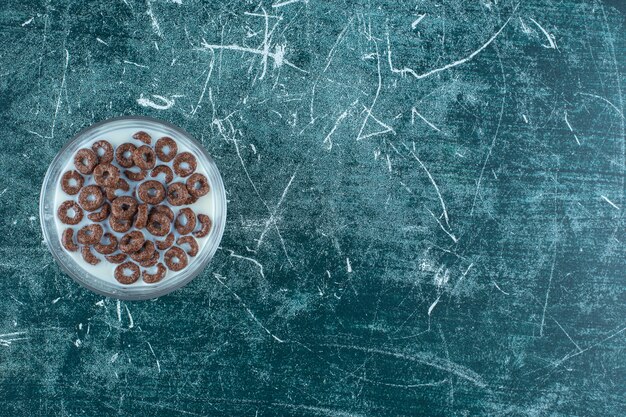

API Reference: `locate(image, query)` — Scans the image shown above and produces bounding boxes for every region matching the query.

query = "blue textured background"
[0,0,624,415]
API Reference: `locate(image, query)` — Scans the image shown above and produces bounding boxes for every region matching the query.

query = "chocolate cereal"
[115,261,140,284]
[155,136,178,162]
[177,235,199,257]
[186,173,210,198]
[132,131,152,145]
[124,169,147,181]
[166,182,190,206]
[93,163,120,187]
[58,200,83,225]
[115,143,137,168]
[105,253,128,264]
[147,212,171,237]
[155,232,175,250]
[87,202,110,222]
[139,250,160,268]
[95,233,118,255]
[74,148,98,175]
[109,216,132,233]
[61,170,84,195]
[78,185,105,212]
[193,214,212,238]
[62,228,78,252]
[151,165,174,183]
[119,231,145,254]
[81,246,100,265]
[92,140,114,164]
[134,203,149,229]
[164,247,188,271]
[143,263,167,283]
[130,241,155,262]
[138,180,166,205]
[132,145,157,170]
[175,208,196,235]
[77,224,103,245]
[173,152,197,177]
[111,196,138,219]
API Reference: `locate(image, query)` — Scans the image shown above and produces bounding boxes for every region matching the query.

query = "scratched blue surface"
[0,0,625,415]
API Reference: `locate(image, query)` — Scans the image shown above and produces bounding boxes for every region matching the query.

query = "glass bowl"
[39,116,227,300]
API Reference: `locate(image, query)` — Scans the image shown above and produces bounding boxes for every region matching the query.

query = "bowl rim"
[39,115,227,300]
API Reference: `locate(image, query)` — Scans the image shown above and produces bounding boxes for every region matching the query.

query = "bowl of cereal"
[40,116,226,300]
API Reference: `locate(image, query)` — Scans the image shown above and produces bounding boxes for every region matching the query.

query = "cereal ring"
[132,145,157,170]
[92,140,114,164]
[105,253,127,264]
[130,241,155,262]
[185,193,199,205]
[95,233,118,255]
[74,148,98,175]
[136,180,165,205]
[111,196,138,219]
[119,231,145,254]
[155,232,175,250]
[186,173,210,198]
[87,202,110,222]
[142,263,167,283]
[109,216,132,233]
[146,212,171,237]
[193,214,212,238]
[78,185,105,212]
[117,178,130,191]
[77,224,104,245]
[115,143,136,168]
[139,250,160,268]
[62,228,78,252]
[175,208,196,235]
[177,235,199,256]
[166,182,190,206]
[61,170,84,195]
[114,261,140,284]
[124,169,147,181]
[155,136,178,162]
[93,163,120,187]
[151,205,174,221]
[81,246,100,265]
[134,203,149,229]
[132,131,152,145]
[151,165,174,183]
[164,247,188,272]
[104,187,119,201]
[173,152,197,177]
[57,200,83,225]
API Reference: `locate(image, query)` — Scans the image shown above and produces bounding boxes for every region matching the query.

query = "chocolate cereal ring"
[146,212,171,237]
[150,165,174,183]
[129,241,155,262]
[78,185,105,212]
[95,233,118,255]
[167,182,190,206]
[93,163,120,187]
[117,178,130,191]
[58,200,83,225]
[109,216,132,233]
[155,136,178,162]
[137,180,166,205]
[142,263,167,283]
[111,196,138,219]
[115,261,140,284]
[124,169,147,182]
[62,228,78,252]
[61,170,84,195]
[175,208,196,235]
[151,205,174,221]
[132,131,152,145]
[132,145,156,170]
[105,253,127,264]
[193,214,212,238]
[115,143,137,168]
[173,152,197,177]
[92,140,114,164]
[155,232,175,250]
[134,203,149,229]
[87,202,110,222]
[74,148,98,175]
[119,231,145,254]
[164,247,188,272]
[186,173,210,198]
[177,235,199,257]
[139,250,160,268]
[77,224,103,245]
[185,193,199,205]
[81,246,100,265]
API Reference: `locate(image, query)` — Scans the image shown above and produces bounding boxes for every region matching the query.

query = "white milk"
[54,127,214,286]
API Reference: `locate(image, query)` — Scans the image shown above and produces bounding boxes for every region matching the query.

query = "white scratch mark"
[323,110,348,150]
[50,49,69,139]
[256,170,297,249]
[95,299,105,307]
[123,60,148,68]
[52,297,61,304]
[21,17,34,27]
[386,154,392,172]
[528,17,557,49]
[553,318,583,352]
[191,52,215,116]
[427,209,458,243]
[577,92,624,119]
[110,352,119,363]
[125,305,134,329]
[147,342,161,373]
[116,300,121,322]
[137,94,175,110]
[387,5,517,80]
[522,114,528,123]
[493,281,509,295]
[540,245,557,337]
[409,150,451,228]
[96,37,109,46]
[214,274,285,343]
[411,14,426,29]
[228,250,265,279]
[74,339,82,348]
[601,195,620,210]
[564,111,580,145]
[411,107,441,132]
[346,257,353,273]
[428,295,441,316]
[272,0,307,8]
[146,0,163,38]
